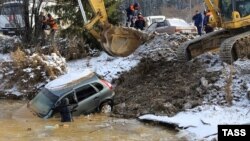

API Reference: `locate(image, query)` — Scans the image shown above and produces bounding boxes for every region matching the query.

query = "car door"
[51,91,77,118]
[74,84,100,115]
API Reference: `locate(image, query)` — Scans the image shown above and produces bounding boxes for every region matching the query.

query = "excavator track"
[177,29,231,61]
[177,28,250,64]
[220,31,250,64]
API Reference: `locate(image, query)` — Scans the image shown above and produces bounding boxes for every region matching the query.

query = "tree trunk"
[22,0,31,44]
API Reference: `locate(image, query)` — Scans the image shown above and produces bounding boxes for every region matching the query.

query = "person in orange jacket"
[125,2,140,27]
[47,13,58,44]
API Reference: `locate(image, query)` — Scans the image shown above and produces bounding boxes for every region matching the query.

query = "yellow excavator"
[177,0,250,64]
[77,0,153,57]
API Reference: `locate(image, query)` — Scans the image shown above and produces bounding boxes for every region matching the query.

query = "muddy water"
[0,100,179,141]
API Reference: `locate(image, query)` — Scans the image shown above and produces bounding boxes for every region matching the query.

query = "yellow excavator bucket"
[101,25,153,57]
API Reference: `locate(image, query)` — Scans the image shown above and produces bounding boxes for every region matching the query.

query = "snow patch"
[140,105,250,140]
[67,52,140,82]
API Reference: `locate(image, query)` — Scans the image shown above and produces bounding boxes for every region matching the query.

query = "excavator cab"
[220,0,250,21]
[77,0,152,57]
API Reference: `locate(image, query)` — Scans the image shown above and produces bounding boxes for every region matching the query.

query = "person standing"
[203,10,214,34]
[58,98,72,122]
[192,10,203,36]
[125,2,140,27]
[38,12,47,45]
[134,13,146,30]
[46,13,58,45]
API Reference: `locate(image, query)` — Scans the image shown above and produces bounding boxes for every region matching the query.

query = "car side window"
[75,84,97,102]
[92,82,103,91]
[55,92,76,107]
[64,92,77,104]
[156,22,165,27]
[164,20,170,26]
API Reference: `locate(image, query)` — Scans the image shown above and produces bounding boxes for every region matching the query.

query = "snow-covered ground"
[0,53,11,61]
[67,52,140,82]
[140,104,250,140]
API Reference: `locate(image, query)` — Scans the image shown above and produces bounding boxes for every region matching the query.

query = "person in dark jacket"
[125,2,140,27]
[192,10,203,36]
[58,98,72,122]
[203,10,214,33]
[134,13,146,30]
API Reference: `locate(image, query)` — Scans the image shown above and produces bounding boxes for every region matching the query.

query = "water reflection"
[0,100,179,141]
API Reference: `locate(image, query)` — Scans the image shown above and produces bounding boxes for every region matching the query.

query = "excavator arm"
[77,0,153,57]
[204,0,221,27]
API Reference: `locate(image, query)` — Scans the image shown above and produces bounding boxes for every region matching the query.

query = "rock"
[200,77,209,88]
[210,77,218,83]
[234,60,250,74]
[183,102,192,109]
[163,102,173,108]
[247,91,250,100]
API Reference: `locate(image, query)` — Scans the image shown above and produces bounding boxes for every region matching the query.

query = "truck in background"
[0,0,56,35]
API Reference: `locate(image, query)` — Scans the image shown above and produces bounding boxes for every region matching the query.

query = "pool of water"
[0,100,180,141]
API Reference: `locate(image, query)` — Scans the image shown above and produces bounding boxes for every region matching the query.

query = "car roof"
[45,69,99,97]
[165,18,190,27]
[145,15,166,19]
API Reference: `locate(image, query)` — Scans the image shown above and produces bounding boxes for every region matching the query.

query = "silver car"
[27,70,115,119]
[146,18,197,34]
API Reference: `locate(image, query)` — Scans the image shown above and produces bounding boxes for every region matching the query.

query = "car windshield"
[29,88,59,118]
[167,19,190,27]
[0,3,23,15]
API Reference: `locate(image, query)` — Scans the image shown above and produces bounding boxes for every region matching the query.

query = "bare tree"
[22,0,31,43]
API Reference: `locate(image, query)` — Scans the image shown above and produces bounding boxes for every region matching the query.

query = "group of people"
[192,10,214,36]
[125,2,146,30]
[125,2,215,35]
[38,12,58,45]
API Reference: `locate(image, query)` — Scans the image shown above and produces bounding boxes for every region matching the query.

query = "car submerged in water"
[27,70,115,119]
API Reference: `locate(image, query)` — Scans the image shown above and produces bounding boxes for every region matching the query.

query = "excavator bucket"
[101,25,153,57]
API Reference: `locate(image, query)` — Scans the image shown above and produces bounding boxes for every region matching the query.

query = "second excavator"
[77,0,153,57]
[177,0,250,64]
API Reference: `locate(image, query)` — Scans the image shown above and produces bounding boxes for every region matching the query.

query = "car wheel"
[99,101,112,114]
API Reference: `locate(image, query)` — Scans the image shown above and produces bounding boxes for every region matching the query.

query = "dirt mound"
[113,57,216,118]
